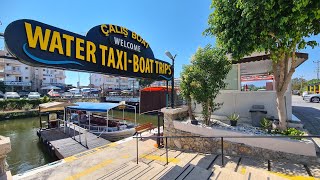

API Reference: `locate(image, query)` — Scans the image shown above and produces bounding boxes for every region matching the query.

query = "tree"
[180,65,196,120]
[187,45,231,125]
[291,77,307,91]
[138,78,155,88]
[205,0,320,129]
[0,81,6,92]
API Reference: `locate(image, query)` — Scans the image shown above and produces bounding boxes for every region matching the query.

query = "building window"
[6,64,9,66]
[25,77,29,80]
[36,68,38,70]
[6,74,9,77]
[43,78,46,80]
[25,67,28,70]
[43,69,45,71]
[55,70,57,72]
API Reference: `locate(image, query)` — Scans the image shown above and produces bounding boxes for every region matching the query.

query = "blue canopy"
[67,102,120,112]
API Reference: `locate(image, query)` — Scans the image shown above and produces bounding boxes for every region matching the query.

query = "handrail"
[134,134,320,167]
[133,135,320,139]
[58,119,88,148]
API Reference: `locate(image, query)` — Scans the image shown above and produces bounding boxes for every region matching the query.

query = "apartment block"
[90,74,139,90]
[0,50,66,91]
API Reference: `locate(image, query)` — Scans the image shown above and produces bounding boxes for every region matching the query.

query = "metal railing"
[58,119,89,148]
[133,135,320,167]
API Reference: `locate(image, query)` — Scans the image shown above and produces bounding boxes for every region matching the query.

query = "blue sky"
[0,0,319,86]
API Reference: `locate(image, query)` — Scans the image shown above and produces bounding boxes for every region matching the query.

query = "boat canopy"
[39,102,78,112]
[67,102,120,112]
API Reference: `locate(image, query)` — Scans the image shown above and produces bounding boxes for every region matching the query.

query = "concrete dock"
[37,126,110,159]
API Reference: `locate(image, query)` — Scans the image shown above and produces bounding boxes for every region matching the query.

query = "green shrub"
[282,128,305,136]
[260,118,272,129]
[42,96,50,103]
[271,127,305,140]
[0,99,51,111]
[228,113,239,121]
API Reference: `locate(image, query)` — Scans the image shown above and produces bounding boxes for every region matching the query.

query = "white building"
[151,78,181,88]
[90,74,139,91]
[0,50,66,91]
[193,52,308,122]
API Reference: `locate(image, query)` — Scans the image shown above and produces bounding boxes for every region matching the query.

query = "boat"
[67,102,137,142]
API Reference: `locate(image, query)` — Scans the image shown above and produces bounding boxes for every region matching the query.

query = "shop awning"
[67,102,120,112]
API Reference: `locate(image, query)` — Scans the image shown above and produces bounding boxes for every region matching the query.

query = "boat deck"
[38,126,110,159]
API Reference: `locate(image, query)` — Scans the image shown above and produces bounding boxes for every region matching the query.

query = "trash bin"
[249,105,267,127]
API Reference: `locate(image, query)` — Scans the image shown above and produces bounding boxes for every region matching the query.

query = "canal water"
[0,117,56,175]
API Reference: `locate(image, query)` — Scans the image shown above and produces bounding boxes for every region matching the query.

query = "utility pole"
[300,75,304,91]
[313,60,320,80]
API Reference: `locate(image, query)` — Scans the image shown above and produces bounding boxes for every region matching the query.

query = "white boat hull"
[92,128,136,142]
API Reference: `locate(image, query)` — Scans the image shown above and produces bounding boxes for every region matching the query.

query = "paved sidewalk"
[14,136,158,180]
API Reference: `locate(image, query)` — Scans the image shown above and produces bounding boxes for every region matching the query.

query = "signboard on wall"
[4,19,172,80]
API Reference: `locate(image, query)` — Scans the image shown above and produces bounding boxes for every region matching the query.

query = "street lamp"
[165,51,177,108]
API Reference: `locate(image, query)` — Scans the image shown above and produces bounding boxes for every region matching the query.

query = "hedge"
[0,97,51,111]
[0,111,39,120]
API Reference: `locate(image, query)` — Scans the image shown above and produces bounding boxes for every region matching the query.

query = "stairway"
[96,149,320,180]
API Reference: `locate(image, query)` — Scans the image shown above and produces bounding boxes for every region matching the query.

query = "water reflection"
[0,117,56,175]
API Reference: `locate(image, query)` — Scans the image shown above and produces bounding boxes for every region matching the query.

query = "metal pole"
[136,134,139,164]
[134,106,137,126]
[73,123,76,139]
[88,111,91,132]
[79,125,81,144]
[39,107,42,129]
[64,108,66,133]
[157,112,161,147]
[166,137,168,165]
[221,137,224,167]
[171,58,174,108]
[85,129,88,148]
[107,110,109,132]
[166,80,169,108]
[132,79,135,97]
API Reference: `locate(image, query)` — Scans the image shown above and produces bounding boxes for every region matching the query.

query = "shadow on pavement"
[293,106,320,135]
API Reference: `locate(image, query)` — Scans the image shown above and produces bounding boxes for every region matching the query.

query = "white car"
[4,92,20,99]
[302,91,309,100]
[304,94,320,103]
[28,92,41,99]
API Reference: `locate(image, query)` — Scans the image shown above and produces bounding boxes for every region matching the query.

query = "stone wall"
[0,136,12,179]
[161,107,319,165]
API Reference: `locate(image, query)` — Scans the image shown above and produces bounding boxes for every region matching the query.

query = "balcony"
[5,70,21,75]
[4,81,31,86]
[41,82,65,87]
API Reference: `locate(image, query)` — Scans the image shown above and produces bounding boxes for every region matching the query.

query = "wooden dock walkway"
[38,126,110,159]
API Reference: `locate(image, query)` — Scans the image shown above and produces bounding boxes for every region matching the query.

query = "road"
[292,95,320,135]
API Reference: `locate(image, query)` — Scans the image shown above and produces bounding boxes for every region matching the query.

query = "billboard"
[4,19,172,80]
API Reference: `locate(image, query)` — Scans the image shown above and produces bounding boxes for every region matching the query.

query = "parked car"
[28,92,41,99]
[292,90,300,95]
[62,92,73,98]
[74,93,82,98]
[48,91,61,97]
[4,92,20,99]
[304,94,320,103]
[302,91,309,100]
[18,90,30,98]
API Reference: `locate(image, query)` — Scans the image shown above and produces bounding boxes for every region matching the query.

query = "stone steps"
[98,148,319,180]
